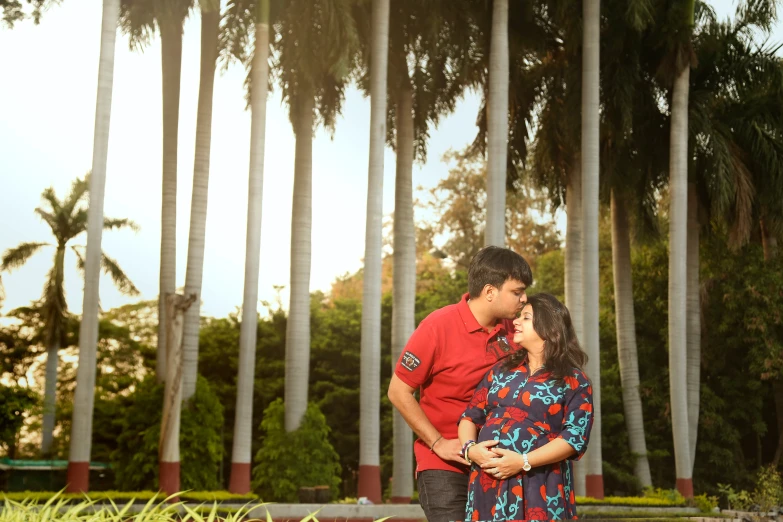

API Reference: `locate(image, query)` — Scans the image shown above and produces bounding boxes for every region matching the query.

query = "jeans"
[417,470,469,522]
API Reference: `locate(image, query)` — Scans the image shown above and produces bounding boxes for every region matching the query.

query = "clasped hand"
[474,440,525,480]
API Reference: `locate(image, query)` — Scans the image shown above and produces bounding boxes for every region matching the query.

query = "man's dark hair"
[467,246,533,298]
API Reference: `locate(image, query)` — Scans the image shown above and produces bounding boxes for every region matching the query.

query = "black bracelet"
[430,435,443,453]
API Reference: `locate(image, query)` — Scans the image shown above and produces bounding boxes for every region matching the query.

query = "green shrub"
[111,375,224,490]
[577,495,685,507]
[252,398,341,502]
[641,487,686,505]
[753,465,783,513]
[717,483,752,511]
[693,493,719,513]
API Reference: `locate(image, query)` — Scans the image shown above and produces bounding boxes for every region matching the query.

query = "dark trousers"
[417,470,469,522]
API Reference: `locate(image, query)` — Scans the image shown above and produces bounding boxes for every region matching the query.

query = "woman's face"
[512,304,545,353]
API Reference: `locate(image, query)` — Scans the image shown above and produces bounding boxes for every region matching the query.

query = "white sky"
[0,0,778,319]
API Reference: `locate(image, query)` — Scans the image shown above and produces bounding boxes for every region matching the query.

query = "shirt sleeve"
[394,320,437,389]
[460,367,496,428]
[557,369,594,461]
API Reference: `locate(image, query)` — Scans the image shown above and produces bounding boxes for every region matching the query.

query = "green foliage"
[0,385,38,456]
[717,483,753,511]
[252,398,341,502]
[692,493,719,513]
[641,488,686,505]
[751,465,783,513]
[111,376,223,491]
[0,491,257,502]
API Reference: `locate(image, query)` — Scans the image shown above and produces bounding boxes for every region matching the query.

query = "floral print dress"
[461,359,593,521]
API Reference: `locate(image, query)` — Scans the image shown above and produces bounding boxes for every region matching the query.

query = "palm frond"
[1,242,50,272]
[34,208,59,234]
[103,218,140,233]
[101,252,140,296]
[71,246,86,275]
[39,187,62,215]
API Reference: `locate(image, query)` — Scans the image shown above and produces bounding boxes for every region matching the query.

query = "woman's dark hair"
[468,246,533,298]
[503,293,588,383]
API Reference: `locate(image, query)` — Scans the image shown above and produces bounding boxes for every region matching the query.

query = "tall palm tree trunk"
[41,245,66,457]
[41,339,59,456]
[686,183,700,472]
[181,2,220,402]
[358,0,390,504]
[284,90,314,432]
[610,191,653,488]
[229,0,270,494]
[581,0,603,499]
[565,163,585,496]
[390,82,415,504]
[65,0,120,492]
[159,293,195,496]
[484,0,508,247]
[668,63,693,499]
[157,13,185,384]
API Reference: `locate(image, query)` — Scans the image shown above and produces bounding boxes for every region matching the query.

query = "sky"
[0,0,779,319]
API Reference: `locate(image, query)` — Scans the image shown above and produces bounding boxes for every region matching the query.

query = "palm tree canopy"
[119,0,194,49]
[1,176,141,347]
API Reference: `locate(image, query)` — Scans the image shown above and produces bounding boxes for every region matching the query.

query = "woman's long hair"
[503,293,588,383]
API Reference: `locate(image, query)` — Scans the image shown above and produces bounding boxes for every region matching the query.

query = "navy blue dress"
[461,359,593,521]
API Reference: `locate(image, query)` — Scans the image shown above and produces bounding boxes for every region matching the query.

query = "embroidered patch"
[401,351,421,371]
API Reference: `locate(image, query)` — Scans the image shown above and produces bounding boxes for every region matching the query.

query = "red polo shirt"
[394,293,518,475]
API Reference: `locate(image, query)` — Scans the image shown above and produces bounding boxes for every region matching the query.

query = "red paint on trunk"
[229,462,252,494]
[676,478,694,498]
[357,464,382,504]
[159,461,180,499]
[65,461,89,493]
[585,474,604,499]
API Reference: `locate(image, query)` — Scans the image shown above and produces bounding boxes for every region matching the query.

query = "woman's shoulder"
[562,367,591,391]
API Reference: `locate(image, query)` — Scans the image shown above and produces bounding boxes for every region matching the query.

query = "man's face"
[491,278,528,320]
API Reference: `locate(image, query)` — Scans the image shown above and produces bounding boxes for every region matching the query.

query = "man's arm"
[388,374,468,465]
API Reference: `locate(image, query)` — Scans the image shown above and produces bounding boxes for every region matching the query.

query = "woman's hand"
[480,447,525,480]
[467,440,500,467]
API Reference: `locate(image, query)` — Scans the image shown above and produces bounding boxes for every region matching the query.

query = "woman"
[458,293,593,521]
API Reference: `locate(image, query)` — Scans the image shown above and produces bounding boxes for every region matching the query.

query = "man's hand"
[481,447,524,480]
[434,438,469,465]
[467,440,500,467]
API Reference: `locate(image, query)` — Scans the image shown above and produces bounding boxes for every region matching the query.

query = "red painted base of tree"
[65,461,89,493]
[676,478,694,498]
[585,474,604,499]
[229,462,252,494]
[357,465,381,504]
[390,496,411,504]
[159,461,180,499]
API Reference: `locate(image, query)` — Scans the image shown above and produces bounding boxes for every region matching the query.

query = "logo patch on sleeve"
[401,351,421,371]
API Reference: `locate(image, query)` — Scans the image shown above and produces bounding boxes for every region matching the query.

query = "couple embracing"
[388,246,594,522]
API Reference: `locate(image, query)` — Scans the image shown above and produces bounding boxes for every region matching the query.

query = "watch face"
[523,463,532,471]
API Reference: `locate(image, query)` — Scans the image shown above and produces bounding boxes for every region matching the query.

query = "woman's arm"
[458,418,500,467]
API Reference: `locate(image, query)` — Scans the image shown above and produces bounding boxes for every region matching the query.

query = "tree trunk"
[284,91,314,432]
[761,218,778,262]
[565,163,586,497]
[40,340,59,457]
[390,82,415,504]
[181,3,220,402]
[357,0,390,505]
[668,63,693,498]
[581,0,603,499]
[484,0,508,247]
[157,12,185,384]
[66,0,119,492]
[159,293,196,497]
[229,0,270,495]
[610,191,653,489]
[686,183,700,473]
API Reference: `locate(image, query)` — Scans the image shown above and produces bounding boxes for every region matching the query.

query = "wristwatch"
[522,453,532,472]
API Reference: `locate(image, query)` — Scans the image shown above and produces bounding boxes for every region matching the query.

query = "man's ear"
[484,284,496,302]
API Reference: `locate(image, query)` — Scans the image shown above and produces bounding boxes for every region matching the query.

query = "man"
[388,246,532,522]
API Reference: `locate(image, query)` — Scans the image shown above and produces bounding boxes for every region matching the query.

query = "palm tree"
[223,0,272,495]
[484,0,508,247]
[119,0,193,384]
[580,0,603,499]
[180,0,221,402]
[64,0,122,492]
[277,0,358,432]
[356,0,389,505]
[1,178,138,459]
[664,0,695,498]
